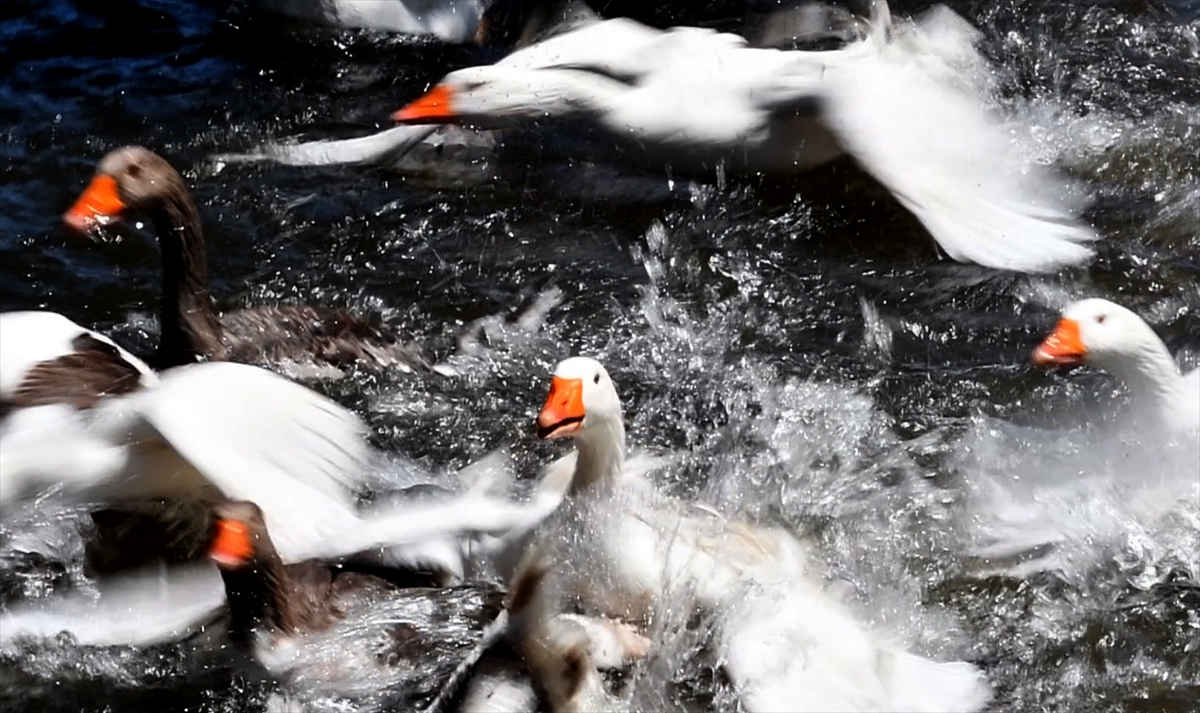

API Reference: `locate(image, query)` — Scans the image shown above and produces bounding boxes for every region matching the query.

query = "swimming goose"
[0,310,552,566]
[1032,297,1199,434]
[531,356,991,712]
[63,146,434,375]
[206,500,508,709]
[394,1,1097,273]
[255,0,489,43]
[533,356,815,623]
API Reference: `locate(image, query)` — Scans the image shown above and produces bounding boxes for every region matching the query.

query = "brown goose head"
[210,501,276,570]
[208,501,299,645]
[63,146,196,237]
[64,146,221,367]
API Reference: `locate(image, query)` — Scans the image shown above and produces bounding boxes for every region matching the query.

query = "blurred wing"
[0,405,129,510]
[124,361,371,501]
[92,362,371,562]
[316,495,558,562]
[817,10,1096,272]
[0,561,225,647]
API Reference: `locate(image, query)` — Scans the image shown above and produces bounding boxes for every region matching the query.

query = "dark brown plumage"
[63,146,434,373]
[209,501,505,660]
[86,498,216,576]
[6,333,144,411]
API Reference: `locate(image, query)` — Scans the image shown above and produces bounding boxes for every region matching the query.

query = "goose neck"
[219,557,296,648]
[1099,339,1185,422]
[150,190,225,366]
[571,419,626,496]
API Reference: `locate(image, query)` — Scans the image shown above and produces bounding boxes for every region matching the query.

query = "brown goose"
[62,145,434,374]
[208,500,507,709]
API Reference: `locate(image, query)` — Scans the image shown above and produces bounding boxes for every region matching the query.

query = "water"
[1,0,1198,710]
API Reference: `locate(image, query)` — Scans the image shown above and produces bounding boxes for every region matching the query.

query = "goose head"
[393,66,611,128]
[64,146,191,236]
[209,500,275,571]
[1032,298,1197,432]
[1032,298,1169,372]
[536,356,622,445]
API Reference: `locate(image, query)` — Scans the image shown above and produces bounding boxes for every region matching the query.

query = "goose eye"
[593,373,601,384]
[126,164,142,179]
[1095,315,1106,324]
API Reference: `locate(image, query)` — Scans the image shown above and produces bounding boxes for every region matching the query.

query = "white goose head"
[536,357,621,440]
[1032,298,1170,371]
[1033,298,1197,432]
[392,66,616,129]
[535,357,626,491]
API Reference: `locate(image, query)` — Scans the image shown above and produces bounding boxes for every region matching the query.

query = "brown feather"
[9,333,144,410]
[218,304,432,370]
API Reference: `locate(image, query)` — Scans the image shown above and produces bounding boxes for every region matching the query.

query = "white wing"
[310,494,563,562]
[212,125,438,168]
[0,561,225,647]
[0,405,130,511]
[84,361,373,562]
[108,361,371,500]
[818,7,1097,272]
[0,311,154,397]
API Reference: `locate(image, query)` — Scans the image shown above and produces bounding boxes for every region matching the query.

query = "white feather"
[724,581,991,713]
[0,561,225,647]
[212,125,438,168]
[819,7,1097,272]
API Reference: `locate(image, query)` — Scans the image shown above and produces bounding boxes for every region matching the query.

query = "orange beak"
[392,85,458,123]
[537,376,585,439]
[63,174,127,236]
[210,518,255,568]
[1032,318,1088,366]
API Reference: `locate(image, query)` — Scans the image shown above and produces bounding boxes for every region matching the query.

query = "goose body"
[533,357,820,621]
[206,501,507,709]
[1033,298,1199,434]
[394,1,1097,273]
[0,310,550,569]
[63,146,435,375]
[529,356,990,712]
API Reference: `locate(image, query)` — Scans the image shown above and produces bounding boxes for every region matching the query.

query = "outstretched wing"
[817,5,1097,272]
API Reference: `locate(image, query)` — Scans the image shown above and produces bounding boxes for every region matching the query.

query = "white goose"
[533,357,806,623]
[530,356,991,712]
[1032,298,1199,434]
[0,311,556,565]
[255,0,488,42]
[392,1,1096,273]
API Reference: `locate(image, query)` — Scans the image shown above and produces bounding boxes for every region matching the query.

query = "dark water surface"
[1,0,1198,711]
